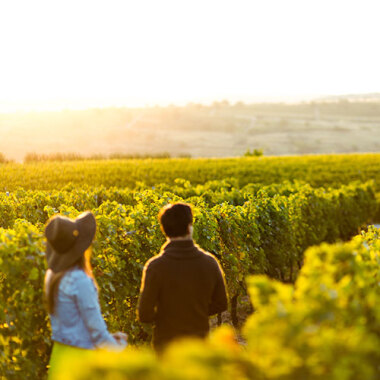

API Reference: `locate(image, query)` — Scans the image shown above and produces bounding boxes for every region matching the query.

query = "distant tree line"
[0,153,12,163]
[23,152,191,163]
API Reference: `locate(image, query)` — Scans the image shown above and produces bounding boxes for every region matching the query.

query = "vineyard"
[50,227,380,380]
[1,153,380,191]
[0,153,379,379]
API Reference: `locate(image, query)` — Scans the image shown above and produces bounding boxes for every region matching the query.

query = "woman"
[44,211,127,376]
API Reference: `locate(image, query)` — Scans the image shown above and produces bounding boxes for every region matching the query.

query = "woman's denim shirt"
[49,267,118,349]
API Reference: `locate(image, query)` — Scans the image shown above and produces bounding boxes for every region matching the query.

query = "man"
[138,202,228,352]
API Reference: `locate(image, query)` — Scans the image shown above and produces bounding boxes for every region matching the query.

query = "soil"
[209,296,253,345]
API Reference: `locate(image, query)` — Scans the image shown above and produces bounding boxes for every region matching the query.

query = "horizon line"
[1,92,380,113]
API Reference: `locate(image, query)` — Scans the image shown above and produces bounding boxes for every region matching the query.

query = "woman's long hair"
[44,248,97,315]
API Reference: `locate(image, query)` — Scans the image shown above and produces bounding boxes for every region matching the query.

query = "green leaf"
[28,267,39,281]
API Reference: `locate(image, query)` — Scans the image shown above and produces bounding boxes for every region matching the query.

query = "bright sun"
[1,0,380,111]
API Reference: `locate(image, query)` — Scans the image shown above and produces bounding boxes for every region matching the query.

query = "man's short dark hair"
[159,203,193,238]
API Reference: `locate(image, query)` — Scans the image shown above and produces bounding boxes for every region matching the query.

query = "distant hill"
[316,93,380,102]
[1,99,379,161]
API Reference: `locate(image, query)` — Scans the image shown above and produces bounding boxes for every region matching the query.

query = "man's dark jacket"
[138,239,228,351]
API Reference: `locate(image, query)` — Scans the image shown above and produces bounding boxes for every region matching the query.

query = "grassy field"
[1,100,380,161]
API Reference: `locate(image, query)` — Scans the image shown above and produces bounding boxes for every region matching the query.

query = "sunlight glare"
[0,0,379,111]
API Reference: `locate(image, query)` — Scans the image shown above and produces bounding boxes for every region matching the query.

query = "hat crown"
[46,216,79,254]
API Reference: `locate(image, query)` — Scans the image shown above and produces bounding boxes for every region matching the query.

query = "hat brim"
[46,212,96,272]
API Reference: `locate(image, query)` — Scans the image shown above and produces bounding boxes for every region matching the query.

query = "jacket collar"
[161,239,201,260]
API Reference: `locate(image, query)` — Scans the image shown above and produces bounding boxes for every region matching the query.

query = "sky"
[0,0,380,111]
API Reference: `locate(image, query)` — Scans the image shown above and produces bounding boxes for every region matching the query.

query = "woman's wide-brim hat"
[45,211,96,272]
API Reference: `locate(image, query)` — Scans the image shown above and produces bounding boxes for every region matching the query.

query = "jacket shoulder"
[68,268,91,282]
[196,247,223,268]
[65,269,95,291]
[143,252,165,270]
[196,246,219,261]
